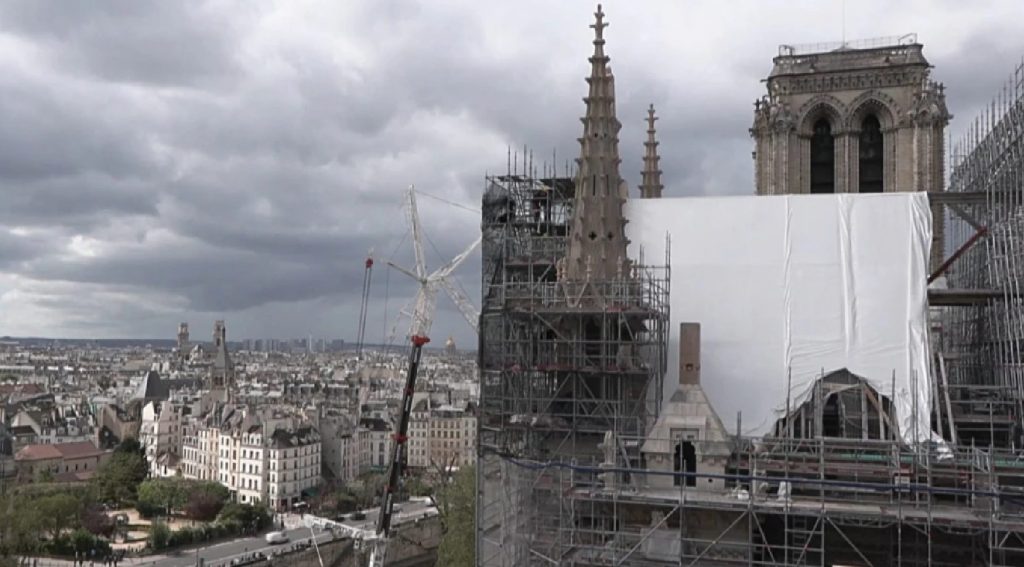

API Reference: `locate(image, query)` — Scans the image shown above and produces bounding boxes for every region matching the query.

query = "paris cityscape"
[4,1,1024,566]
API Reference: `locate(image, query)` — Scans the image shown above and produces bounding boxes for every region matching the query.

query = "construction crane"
[367,333,429,567]
[367,186,478,566]
[386,185,480,343]
[356,251,374,359]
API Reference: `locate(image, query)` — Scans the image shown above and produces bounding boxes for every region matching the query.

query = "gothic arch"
[845,90,900,131]
[797,94,847,136]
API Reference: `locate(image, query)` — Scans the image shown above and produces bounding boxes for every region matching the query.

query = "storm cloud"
[0,0,1022,344]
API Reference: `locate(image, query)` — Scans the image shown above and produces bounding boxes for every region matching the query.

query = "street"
[24,500,437,567]
[149,527,333,567]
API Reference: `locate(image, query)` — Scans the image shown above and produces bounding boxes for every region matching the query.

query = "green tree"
[436,465,475,567]
[217,503,271,534]
[93,440,149,505]
[34,492,82,539]
[137,478,188,517]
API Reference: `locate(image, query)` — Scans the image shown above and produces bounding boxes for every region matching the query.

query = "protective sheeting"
[625,193,933,442]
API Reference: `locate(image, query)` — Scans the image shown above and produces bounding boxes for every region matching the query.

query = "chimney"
[679,323,700,385]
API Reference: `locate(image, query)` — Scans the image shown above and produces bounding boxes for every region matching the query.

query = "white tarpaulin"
[625,193,933,441]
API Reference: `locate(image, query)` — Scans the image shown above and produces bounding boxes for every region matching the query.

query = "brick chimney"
[679,323,700,385]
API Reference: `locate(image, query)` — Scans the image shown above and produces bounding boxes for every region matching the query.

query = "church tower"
[208,320,235,401]
[176,322,189,367]
[751,37,950,267]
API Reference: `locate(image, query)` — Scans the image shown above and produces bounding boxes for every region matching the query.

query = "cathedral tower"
[751,38,950,267]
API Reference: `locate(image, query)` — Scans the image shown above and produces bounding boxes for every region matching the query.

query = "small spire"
[591,4,607,44]
[640,104,664,198]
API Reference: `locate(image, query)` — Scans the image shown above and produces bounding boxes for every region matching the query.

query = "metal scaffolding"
[477,165,670,566]
[941,58,1024,451]
[475,58,1024,567]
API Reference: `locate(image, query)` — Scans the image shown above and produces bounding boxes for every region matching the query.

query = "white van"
[265,531,289,545]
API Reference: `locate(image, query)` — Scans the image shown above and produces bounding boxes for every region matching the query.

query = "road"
[25,500,437,567]
[150,527,333,567]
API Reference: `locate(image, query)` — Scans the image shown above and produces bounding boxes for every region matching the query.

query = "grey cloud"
[0,1,241,87]
[0,0,1022,343]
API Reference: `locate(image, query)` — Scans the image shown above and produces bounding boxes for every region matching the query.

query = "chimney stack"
[679,323,701,385]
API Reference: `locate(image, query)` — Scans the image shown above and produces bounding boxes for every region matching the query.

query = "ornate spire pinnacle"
[640,104,664,198]
[563,4,630,282]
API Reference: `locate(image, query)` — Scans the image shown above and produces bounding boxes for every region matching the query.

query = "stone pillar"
[848,132,861,194]
[798,135,811,194]
[882,127,897,193]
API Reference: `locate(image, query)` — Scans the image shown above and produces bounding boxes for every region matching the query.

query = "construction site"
[476,6,1024,566]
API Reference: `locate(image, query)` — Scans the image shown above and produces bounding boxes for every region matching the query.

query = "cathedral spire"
[640,104,664,198]
[563,4,630,282]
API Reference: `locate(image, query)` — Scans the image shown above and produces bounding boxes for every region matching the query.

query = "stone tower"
[562,4,630,283]
[209,320,235,395]
[639,104,664,198]
[751,38,950,267]
[176,322,189,366]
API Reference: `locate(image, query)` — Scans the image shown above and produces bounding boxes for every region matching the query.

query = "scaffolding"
[477,167,670,566]
[941,58,1024,451]
[475,57,1024,567]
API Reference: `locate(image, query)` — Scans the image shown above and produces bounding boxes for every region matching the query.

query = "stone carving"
[908,81,950,126]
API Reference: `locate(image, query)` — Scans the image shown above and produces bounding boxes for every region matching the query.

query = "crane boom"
[356,253,374,359]
[368,334,430,567]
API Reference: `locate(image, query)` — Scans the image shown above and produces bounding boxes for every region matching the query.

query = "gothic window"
[810,118,835,194]
[859,115,884,193]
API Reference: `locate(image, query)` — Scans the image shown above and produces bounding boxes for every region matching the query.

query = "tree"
[93,442,149,506]
[115,437,145,457]
[217,503,271,533]
[137,478,188,517]
[184,482,229,522]
[436,465,475,567]
[34,492,82,540]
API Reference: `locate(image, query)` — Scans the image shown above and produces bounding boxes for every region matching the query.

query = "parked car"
[265,531,289,545]
[350,511,366,521]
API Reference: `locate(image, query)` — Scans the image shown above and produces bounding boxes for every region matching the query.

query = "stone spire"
[563,4,630,283]
[639,104,664,198]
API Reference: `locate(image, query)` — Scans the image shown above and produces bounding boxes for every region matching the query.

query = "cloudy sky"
[0,0,1021,345]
